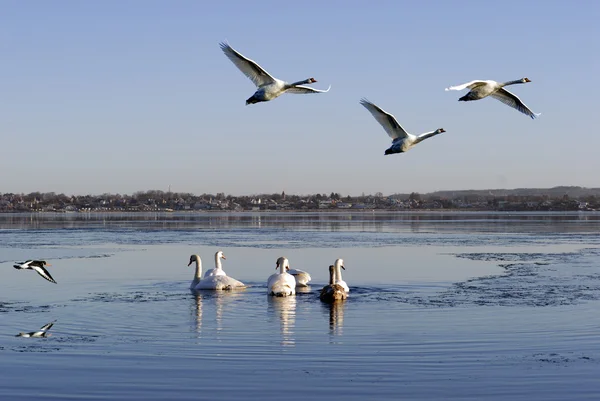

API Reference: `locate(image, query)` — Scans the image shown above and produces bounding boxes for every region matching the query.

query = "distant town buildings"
[0,187,598,212]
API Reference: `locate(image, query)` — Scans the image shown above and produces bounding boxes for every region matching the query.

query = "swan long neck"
[289,78,312,87]
[280,260,288,275]
[194,258,203,280]
[214,254,222,270]
[415,130,440,144]
[335,263,343,283]
[501,79,526,87]
[328,265,335,285]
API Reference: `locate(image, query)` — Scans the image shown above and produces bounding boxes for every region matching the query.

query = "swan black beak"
[187,261,193,266]
[341,265,345,270]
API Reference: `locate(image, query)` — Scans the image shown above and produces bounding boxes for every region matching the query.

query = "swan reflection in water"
[322,300,345,337]
[268,296,297,347]
[191,291,244,338]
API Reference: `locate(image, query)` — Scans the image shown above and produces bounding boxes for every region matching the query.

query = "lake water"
[1,211,600,400]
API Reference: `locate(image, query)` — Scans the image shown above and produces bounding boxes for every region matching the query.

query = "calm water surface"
[1,211,600,400]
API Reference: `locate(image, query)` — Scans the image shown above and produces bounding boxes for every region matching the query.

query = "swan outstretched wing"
[286,85,331,94]
[219,42,277,87]
[360,98,409,140]
[490,88,540,119]
[287,268,312,285]
[445,80,486,91]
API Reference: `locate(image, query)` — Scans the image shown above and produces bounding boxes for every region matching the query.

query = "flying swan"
[267,257,296,297]
[360,98,445,155]
[188,253,246,291]
[445,78,540,119]
[220,42,330,105]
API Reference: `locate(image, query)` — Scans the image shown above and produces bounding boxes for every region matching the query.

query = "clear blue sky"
[2,0,599,196]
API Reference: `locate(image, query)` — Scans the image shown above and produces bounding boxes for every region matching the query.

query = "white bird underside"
[287,268,312,287]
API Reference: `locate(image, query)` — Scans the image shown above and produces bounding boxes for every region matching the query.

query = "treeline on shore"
[1,186,599,212]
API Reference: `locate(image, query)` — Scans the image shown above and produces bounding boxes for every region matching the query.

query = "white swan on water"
[203,251,227,278]
[445,77,540,119]
[188,253,245,291]
[286,267,312,287]
[333,258,349,293]
[267,257,296,297]
[220,42,330,105]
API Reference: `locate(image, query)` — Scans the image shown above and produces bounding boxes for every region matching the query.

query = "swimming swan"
[320,264,347,302]
[286,267,312,287]
[267,257,296,297]
[203,250,227,278]
[445,78,540,119]
[188,254,245,291]
[360,98,445,155]
[220,42,330,105]
[333,258,349,293]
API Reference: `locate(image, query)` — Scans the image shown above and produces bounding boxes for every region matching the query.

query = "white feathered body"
[195,275,246,291]
[268,272,296,297]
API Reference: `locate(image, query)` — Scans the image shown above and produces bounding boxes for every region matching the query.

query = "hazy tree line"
[0,187,599,212]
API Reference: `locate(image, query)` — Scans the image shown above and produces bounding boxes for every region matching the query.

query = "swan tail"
[270,284,294,296]
[458,93,478,102]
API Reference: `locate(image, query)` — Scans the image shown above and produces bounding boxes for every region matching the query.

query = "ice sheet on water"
[401,248,600,307]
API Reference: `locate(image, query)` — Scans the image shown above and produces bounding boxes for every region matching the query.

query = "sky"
[2,0,599,196]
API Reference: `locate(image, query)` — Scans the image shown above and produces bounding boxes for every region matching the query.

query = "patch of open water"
[1,212,600,400]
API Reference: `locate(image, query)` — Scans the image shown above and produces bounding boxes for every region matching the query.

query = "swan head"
[188,254,201,266]
[307,77,317,83]
[334,258,345,270]
[216,250,226,260]
[523,77,531,83]
[437,128,446,134]
[33,260,51,267]
[276,256,289,272]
